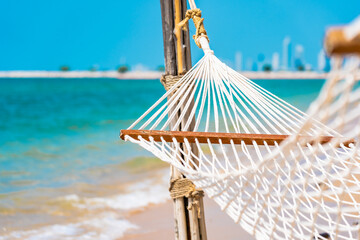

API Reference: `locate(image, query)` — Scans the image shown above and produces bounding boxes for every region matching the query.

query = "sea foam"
[0,212,137,240]
[0,172,170,240]
[62,175,170,210]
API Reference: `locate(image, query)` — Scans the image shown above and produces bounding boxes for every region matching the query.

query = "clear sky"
[1,0,359,71]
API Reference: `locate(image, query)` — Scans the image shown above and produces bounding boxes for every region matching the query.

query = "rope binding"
[169,178,204,218]
[160,72,187,91]
[178,9,209,48]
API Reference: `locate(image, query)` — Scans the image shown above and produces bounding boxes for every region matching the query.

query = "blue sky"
[1,0,359,71]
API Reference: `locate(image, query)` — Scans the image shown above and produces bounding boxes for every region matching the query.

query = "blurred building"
[305,64,312,71]
[317,49,326,72]
[294,44,305,70]
[282,37,292,70]
[272,52,280,71]
[246,58,253,71]
[295,44,304,60]
[235,52,242,71]
[257,53,265,71]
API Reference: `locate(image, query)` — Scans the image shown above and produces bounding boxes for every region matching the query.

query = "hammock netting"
[121,11,360,240]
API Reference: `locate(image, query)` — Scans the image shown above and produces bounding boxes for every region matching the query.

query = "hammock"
[121,3,360,239]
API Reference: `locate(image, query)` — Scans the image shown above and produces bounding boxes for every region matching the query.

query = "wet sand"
[121,197,255,240]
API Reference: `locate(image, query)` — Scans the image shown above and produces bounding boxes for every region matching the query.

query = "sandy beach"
[0,161,255,240]
[121,197,255,240]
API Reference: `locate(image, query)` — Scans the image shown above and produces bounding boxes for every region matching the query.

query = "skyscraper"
[235,51,242,71]
[272,52,280,71]
[294,44,304,70]
[246,58,253,71]
[282,37,291,70]
[317,49,326,72]
[295,45,304,61]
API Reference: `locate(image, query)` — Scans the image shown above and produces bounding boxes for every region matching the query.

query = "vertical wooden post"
[160,0,177,74]
[160,1,189,240]
[174,0,184,74]
[160,0,207,239]
[181,0,192,71]
[177,1,207,239]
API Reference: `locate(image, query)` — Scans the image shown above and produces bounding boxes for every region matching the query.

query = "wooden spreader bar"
[120,129,355,147]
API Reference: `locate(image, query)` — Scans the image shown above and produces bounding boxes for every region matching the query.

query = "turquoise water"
[0,78,165,194]
[0,78,325,194]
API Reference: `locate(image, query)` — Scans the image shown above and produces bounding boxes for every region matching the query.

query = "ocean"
[0,78,325,239]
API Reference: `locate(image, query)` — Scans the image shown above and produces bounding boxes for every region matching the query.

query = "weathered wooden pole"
[159,2,188,240]
[160,0,207,239]
[176,1,207,238]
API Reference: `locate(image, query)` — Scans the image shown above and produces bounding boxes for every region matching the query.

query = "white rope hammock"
[121,3,360,239]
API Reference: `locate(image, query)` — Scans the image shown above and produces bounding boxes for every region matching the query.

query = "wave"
[0,212,137,240]
[61,178,170,210]
[0,170,170,240]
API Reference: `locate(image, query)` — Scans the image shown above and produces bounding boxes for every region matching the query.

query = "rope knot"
[178,9,209,48]
[183,8,201,23]
[169,178,204,218]
[169,178,196,199]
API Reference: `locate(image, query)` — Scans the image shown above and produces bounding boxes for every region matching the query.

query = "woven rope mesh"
[123,53,360,239]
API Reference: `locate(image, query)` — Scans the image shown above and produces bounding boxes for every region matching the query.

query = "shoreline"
[0,70,330,80]
[0,166,172,240]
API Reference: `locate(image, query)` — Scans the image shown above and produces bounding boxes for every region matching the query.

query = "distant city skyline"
[1,0,359,71]
[230,36,331,72]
